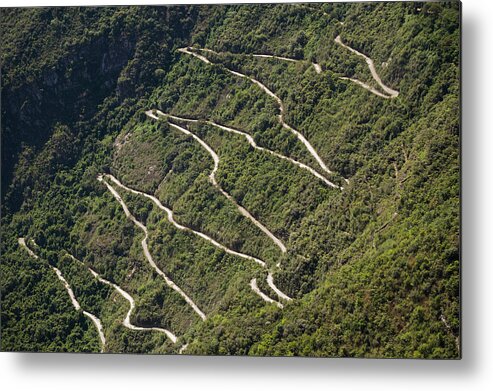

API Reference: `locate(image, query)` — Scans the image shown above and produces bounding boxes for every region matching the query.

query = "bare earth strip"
[440,314,460,353]
[18,238,107,352]
[156,111,339,189]
[334,35,399,99]
[202,48,323,74]
[98,175,207,321]
[250,278,283,309]
[103,173,293,303]
[247,44,397,99]
[195,44,398,101]
[66,253,178,344]
[178,47,342,184]
[105,172,267,266]
[147,110,288,253]
[14,29,405,354]
[251,53,321,74]
[86,261,178,343]
[81,312,106,351]
[267,272,292,302]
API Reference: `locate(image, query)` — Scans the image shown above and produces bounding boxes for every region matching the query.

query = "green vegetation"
[1,2,460,358]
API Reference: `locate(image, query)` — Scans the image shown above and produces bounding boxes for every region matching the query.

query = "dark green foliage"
[1,235,99,352]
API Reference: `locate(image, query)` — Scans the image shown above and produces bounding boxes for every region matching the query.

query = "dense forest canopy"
[0,2,460,358]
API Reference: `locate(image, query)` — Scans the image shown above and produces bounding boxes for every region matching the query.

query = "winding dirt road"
[250,49,392,99]
[251,48,391,99]
[339,76,393,99]
[98,175,207,321]
[18,237,39,258]
[156,111,339,189]
[225,45,394,100]
[335,35,399,99]
[192,41,399,102]
[147,110,288,253]
[250,278,283,309]
[82,311,106,351]
[66,253,178,344]
[104,173,265,267]
[85,262,178,343]
[16,24,406,352]
[18,238,106,352]
[103,173,293,303]
[252,54,322,74]
[178,47,341,184]
[198,47,322,74]
[267,272,293,302]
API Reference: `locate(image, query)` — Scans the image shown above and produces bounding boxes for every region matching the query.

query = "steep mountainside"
[1,2,460,358]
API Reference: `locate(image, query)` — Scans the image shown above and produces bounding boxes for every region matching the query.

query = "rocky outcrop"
[2,31,137,212]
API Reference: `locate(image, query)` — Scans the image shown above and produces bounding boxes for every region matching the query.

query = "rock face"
[2,27,137,211]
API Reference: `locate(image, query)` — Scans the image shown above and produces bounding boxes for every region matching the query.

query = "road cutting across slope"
[102,173,293,303]
[335,35,399,99]
[86,261,178,343]
[250,48,391,98]
[18,238,106,352]
[147,110,288,253]
[197,47,323,74]
[104,173,265,266]
[203,45,394,100]
[250,278,283,309]
[66,253,178,344]
[267,272,293,302]
[339,76,393,99]
[98,175,207,321]
[178,47,342,184]
[156,111,339,188]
